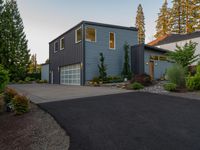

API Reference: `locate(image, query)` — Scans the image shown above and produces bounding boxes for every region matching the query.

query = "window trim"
[75,27,82,44]
[85,27,97,42]
[109,32,116,50]
[60,37,65,50]
[54,41,58,53]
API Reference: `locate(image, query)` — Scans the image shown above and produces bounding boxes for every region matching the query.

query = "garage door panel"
[60,64,81,85]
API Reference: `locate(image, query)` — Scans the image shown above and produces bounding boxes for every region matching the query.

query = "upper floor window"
[85,27,96,42]
[75,27,82,43]
[60,37,65,50]
[109,32,115,49]
[54,42,58,53]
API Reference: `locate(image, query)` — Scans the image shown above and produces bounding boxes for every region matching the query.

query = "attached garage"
[60,64,81,85]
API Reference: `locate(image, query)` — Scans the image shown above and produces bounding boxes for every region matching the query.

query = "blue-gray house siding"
[144,50,172,79]
[131,44,173,80]
[49,21,138,85]
[85,24,138,81]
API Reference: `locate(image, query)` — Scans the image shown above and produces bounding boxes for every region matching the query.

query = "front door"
[149,61,154,80]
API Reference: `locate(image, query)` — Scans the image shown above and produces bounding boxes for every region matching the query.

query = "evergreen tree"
[122,42,131,79]
[28,54,38,74]
[0,0,30,81]
[193,0,200,30]
[155,0,171,38]
[169,0,186,33]
[98,53,107,81]
[135,4,145,44]
[184,0,196,33]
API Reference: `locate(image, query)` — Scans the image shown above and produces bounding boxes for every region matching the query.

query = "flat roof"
[49,21,138,44]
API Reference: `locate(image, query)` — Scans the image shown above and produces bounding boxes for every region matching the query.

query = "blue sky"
[17,0,171,63]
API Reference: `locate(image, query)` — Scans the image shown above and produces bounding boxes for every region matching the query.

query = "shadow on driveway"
[39,92,200,150]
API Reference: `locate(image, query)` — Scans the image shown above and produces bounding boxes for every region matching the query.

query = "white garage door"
[60,64,81,85]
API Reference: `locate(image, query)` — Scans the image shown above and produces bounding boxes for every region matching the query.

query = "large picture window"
[109,32,115,49]
[85,27,96,42]
[75,27,82,43]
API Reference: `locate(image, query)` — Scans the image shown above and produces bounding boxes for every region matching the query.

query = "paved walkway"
[10,84,131,104]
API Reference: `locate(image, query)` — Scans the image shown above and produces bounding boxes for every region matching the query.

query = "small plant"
[12,94,29,115]
[0,65,9,93]
[131,82,144,90]
[164,83,177,92]
[166,64,186,87]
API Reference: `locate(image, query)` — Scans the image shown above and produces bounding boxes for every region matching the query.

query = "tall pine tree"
[169,0,186,33]
[193,0,200,30]
[155,0,171,38]
[135,4,145,44]
[184,0,196,33]
[0,0,30,81]
[0,0,4,64]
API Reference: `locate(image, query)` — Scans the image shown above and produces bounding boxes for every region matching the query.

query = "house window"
[54,42,58,53]
[60,37,65,50]
[75,27,82,43]
[109,32,115,49]
[85,27,96,42]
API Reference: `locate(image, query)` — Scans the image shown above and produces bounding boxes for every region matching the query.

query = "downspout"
[81,22,86,85]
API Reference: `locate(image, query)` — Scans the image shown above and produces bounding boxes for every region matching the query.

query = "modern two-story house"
[49,21,138,85]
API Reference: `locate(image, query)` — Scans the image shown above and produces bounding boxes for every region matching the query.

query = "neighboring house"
[131,44,173,80]
[148,31,200,65]
[49,21,138,85]
[41,63,49,81]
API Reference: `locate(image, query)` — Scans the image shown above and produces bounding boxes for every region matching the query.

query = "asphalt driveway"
[39,92,200,150]
[10,84,130,103]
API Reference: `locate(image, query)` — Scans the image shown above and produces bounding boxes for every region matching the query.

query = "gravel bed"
[0,103,70,150]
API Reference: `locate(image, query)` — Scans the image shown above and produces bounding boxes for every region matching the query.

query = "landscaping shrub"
[131,82,144,90]
[131,74,152,86]
[0,94,4,113]
[12,94,29,115]
[164,83,177,92]
[0,65,9,93]
[36,79,48,84]
[166,64,186,87]
[91,77,101,85]
[103,76,124,83]
[18,80,26,84]
[25,77,32,83]
[186,65,200,91]
[4,88,18,111]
